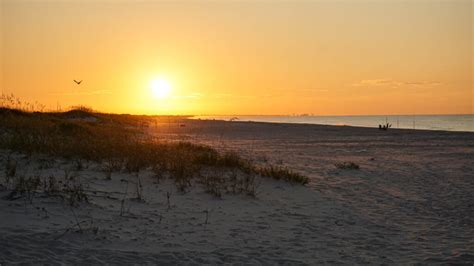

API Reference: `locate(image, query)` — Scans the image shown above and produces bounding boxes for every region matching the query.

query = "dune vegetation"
[0,96,308,203]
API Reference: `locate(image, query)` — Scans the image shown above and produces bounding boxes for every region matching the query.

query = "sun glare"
[150,79,171,99]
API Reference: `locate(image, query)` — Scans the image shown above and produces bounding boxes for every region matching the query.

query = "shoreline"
[189,115,474,133]
[185,117,474,135]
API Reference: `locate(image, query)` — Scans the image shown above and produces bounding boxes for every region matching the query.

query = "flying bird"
[73,80,82,85]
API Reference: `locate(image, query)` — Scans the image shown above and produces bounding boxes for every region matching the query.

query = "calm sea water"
[195,115,474,132]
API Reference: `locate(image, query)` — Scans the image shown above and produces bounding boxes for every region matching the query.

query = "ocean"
[194,115,474,132]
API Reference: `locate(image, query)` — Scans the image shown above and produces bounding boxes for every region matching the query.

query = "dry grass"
[2,172,88,206]
[256,166,309,185]
[0,103,309,198]
[335,161,360,170]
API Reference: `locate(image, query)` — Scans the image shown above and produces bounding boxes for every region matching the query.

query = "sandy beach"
[1,118,473,264]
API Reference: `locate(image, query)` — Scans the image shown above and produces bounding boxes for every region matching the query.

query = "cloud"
[212,88,329,100]
[186,93,203,99]
[51,90,112,96]
[353,79,393,86]
[352,79,441,88]
[215,93,233,98]
[214,93,255,99]
[170,93,203,100]
[299,88,329,93]
[402,81,442,86]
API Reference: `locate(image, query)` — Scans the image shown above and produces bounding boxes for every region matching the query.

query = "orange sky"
[1,0,472,115]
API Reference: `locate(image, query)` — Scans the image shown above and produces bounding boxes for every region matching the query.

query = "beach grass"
[0,105,309,199]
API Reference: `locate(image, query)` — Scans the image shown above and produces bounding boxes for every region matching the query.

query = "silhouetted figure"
[379,123,392,131]
[74,80,82,85]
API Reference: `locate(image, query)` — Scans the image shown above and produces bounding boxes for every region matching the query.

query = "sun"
[150,79,171,99]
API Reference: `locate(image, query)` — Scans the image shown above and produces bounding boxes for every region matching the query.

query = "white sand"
[1,119,473,264]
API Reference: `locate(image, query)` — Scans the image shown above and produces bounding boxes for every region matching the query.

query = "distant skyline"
[1,0,472,115]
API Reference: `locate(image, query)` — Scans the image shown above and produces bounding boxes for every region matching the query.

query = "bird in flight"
[73,80,82,85]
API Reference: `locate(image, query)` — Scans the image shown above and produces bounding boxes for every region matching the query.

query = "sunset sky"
[1,0,472,115]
